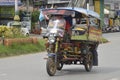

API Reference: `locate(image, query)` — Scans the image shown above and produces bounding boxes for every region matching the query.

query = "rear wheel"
[46,58,56,76]
[84,51,93,72]
[26,33,29,37]
[57,62,63,70]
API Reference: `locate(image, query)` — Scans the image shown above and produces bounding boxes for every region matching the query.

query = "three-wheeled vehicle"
[42,7,102,76]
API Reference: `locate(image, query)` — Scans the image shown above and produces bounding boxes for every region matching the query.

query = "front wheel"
[46,58,56,76]
[84,51,93,72]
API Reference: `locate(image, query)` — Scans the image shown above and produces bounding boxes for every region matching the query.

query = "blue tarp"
[39,10,45,22]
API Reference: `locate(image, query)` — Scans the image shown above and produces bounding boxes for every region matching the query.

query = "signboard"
[117,10,120,16]
[111,3,114,10]
[0,0,21,2]
[114,19,120,26]
[104,18,109,26]
[114,3,119,10]
[109,11,115,18]
[105,4,110,10]
[0,6,15,18]
[0,0,21,6]
[94,0,100,14]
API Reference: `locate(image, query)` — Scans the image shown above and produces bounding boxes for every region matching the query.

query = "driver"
[55,15,66,29]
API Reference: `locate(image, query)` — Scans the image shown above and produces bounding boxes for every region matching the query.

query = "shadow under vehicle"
[42,7,102,76]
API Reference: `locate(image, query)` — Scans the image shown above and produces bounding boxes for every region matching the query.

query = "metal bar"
[100,0,104,28]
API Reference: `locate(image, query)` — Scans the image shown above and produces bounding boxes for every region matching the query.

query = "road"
[0,32,120,80]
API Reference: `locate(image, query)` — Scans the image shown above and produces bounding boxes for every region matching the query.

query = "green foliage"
[0,25,27,38]
[31,10,40,23]
[31,10,40,29]
[0,39,45,57]
[101,37,109,43]
[0,25,9,37]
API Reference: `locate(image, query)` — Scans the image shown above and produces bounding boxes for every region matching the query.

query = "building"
[104,0,120,18]
[104,0,120,28]
[33,0,70,8]
[0,0,22,25]
[47,0,70,7]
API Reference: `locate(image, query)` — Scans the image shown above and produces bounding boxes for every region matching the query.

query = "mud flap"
[92,50,98,66]
[47,53,56,57]
[47,53,57,63]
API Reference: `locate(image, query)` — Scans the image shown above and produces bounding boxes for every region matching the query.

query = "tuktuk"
[41,7,102,76]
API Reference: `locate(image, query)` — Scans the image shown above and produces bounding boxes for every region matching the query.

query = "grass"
[0,39,46,58]
[101,37,109,43]
[0,37,108,58]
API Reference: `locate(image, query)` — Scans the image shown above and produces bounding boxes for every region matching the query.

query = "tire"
[46,58,56,76]
[26,33,29,37]
[84,51,93,72]
[57,62,63,70]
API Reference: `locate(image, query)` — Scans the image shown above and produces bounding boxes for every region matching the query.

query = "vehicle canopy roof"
[41,7,100,20]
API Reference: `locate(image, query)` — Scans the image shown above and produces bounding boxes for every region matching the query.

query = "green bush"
[31,10,40,23]
[0,25,27,38]
[101,37,109,43]
[31,10,40,29]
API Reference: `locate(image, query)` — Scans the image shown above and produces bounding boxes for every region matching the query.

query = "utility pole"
[15,0,18,14]
[94,0,104,28]
[51,0,54,8]
[100,0,104,28]
[87,0,89,10]
[27,0,29,12]
[72,0,74,9]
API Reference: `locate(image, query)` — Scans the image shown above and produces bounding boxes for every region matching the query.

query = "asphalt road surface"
[0,32,120,80]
